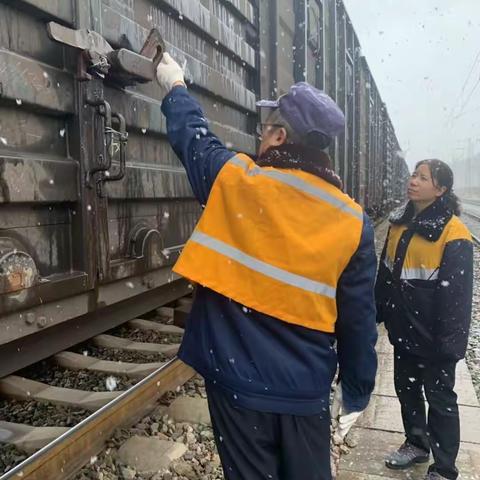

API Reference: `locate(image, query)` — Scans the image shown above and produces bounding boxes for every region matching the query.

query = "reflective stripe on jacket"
[384,217,471,281]
[173,152,364,333]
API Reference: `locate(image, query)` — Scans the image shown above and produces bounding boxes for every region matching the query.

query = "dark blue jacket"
[161,86,378,415]
[376,200,474,360]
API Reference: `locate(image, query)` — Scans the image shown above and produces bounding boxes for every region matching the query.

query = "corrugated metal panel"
[0,0,260,325]
[0,0,80,321]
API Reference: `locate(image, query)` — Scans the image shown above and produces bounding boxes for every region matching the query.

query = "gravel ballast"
[0,399,89,428]
[23,360,137,392]
[463,215,480,398]
[0,444,28,475]
[73,377,223,480]
[70,344,169,364]
[112,326,183,345]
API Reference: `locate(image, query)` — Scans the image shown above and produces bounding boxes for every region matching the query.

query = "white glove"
[156,52,185,94]
[330,382,363,444]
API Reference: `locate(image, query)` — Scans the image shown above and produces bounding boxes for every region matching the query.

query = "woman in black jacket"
[376,159,473,480]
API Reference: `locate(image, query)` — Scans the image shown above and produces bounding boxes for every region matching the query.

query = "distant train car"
[259,0,408,210]
[451,154,480,199]
[0,0,408,376]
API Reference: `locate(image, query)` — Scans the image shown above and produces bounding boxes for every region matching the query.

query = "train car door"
[0,2,98,326]
[70,0,258,299]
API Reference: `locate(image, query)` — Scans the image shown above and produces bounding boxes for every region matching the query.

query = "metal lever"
[47,22,165,86]
[140,28,166,70]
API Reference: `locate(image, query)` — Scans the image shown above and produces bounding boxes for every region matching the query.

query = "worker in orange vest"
[157,53,378,480]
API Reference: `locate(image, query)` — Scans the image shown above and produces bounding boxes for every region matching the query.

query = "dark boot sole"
[385,455,430,470]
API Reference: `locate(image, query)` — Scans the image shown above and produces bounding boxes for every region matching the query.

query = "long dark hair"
[415,159,461,215]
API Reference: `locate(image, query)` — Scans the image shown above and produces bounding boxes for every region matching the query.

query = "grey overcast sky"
[342,0,480,169]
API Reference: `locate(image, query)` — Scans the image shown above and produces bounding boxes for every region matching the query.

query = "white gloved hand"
[330,382,363,444]
[156,52,185,94]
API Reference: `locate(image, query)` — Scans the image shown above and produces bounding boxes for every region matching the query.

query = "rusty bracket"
[140,28,165,71]
[0,238,39,295]
[47,22,165,86]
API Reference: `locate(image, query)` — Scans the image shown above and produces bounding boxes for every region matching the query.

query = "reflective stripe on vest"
[229,156,363,221]
[190,231,337,298]
[384,259,439,281]
[401,268,438,281]
[385,218,472,283]
[173,153,363,333]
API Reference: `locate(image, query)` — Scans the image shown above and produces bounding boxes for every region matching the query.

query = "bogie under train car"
[0,0,409,377]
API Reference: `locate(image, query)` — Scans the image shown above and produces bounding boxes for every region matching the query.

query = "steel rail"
[1,358,195,480]
[464,210,480,246]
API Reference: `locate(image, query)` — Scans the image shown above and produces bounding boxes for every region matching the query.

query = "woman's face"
[407,163,446,204]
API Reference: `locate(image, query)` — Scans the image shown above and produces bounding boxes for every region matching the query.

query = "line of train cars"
[0,0,409,376]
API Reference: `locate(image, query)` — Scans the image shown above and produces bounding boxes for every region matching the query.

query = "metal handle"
[103,112,128,183]
[95,111,128,197]
[85,100,128,196]
[85,99,112,187]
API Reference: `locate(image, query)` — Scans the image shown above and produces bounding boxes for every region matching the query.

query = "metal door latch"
[47,22,165,86]
[85,99,128,196]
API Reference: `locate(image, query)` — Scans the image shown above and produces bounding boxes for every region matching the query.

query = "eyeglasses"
[256,123,284,137]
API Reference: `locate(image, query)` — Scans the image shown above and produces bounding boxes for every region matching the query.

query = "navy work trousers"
[205,383,332,480]
[394,349,460,480]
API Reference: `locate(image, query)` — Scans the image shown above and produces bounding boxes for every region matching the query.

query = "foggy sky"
[343,0,480,169]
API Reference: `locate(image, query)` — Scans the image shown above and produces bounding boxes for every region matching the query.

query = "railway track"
[462,200,480,245]
[0,301,196,479]
[0,218,386,480]
[1,213,475,480]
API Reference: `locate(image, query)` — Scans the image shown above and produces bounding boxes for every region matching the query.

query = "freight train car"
[0,0,408,377]
[0,0,259,376]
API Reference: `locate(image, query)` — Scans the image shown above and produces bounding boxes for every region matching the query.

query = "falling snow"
[105,376,118,391]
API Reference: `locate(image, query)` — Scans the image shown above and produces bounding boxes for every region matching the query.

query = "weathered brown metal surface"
[0,0,258,367]
[0,359,195,480]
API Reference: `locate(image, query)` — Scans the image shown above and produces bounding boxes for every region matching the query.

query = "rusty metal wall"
[259,0,324,100]
[0,0,259,357]
[355,56,369,205]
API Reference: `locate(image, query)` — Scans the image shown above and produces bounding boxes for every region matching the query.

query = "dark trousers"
[393,349,460,480]
[205,384,331,480]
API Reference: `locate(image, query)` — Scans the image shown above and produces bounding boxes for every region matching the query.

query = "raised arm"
[158,54,235,204]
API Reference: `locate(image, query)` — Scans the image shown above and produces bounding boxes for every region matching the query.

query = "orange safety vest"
[173,153,364,333]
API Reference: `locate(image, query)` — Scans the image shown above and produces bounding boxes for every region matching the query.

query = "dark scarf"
[255,144,343,190]
[389,196,453,242]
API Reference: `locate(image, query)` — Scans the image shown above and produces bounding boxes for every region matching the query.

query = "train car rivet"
[37,316,47,328]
